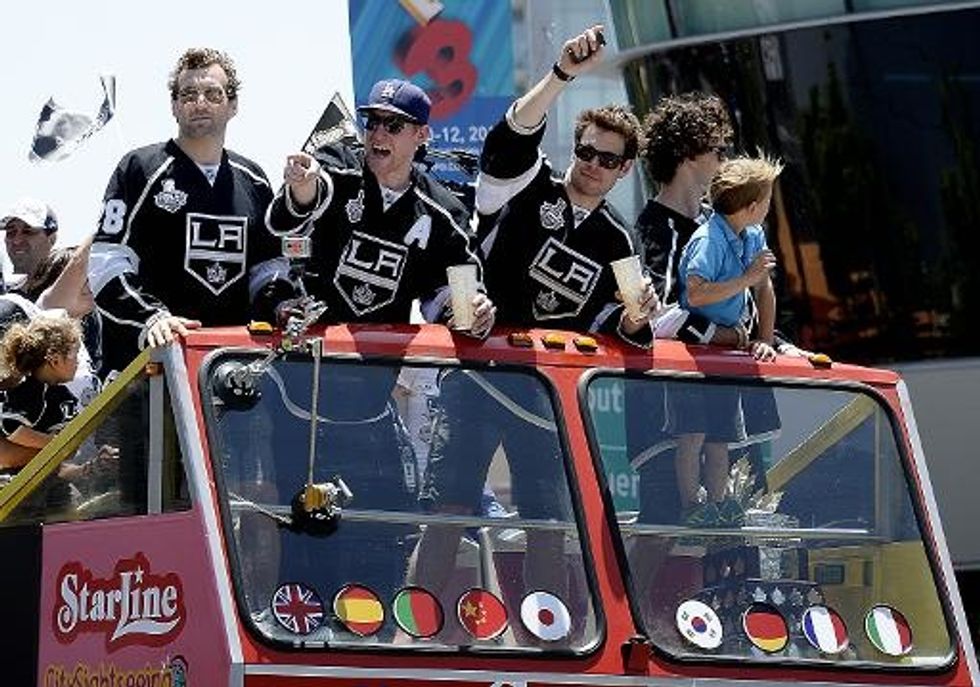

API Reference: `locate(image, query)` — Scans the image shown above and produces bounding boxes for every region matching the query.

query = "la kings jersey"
[477,108,649,344]
[91,140,282,373]
[265,142,479,323]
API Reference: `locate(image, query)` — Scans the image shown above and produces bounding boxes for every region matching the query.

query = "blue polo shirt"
[678,213,768,328]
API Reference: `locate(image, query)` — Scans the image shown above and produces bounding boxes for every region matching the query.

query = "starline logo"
[53,552,186,651]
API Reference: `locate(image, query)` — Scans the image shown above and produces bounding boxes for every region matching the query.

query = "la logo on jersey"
[529,237,601,320]
[334,230,408,315]
[53,552,185,652]
[184,212,248,295]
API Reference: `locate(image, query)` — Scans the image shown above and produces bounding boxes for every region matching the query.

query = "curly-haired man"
[90,47,282,375]
[635,92,744,346]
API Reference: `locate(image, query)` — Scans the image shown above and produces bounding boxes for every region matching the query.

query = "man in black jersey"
[635,92,746,347]
[89,47,283,375]
[411,25,660,614]
[264,78,494,333]
[257,79,494,629]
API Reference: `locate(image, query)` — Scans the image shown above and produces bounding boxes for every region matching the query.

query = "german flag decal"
[742,602,788,653]
[333,584,384,636]
[393,586,444,639]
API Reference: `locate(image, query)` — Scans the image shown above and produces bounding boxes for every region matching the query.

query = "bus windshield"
[585,374,954,669]
[203,350,599,652]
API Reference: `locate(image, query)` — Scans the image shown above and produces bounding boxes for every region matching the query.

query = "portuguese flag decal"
[393,586,444,639]
[456,588,508,640]
[333,584,384,636]
[742,602,788,653]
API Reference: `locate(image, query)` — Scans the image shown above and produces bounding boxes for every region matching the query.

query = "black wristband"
[552,61,575,82]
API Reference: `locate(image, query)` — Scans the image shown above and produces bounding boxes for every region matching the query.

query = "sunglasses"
[574,143,625,170]
[176,86,228,104]
[711,145,733,159]
[364,114,412,135]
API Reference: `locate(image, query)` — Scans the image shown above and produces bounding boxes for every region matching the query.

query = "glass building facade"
[608,1,980,365]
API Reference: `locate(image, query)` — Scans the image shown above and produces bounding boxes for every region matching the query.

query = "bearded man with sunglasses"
[263,78,493,335]
[90,47,282,376]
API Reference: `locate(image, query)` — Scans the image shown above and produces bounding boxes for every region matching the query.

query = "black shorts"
[666,382,744,443]
[425,370,571,521]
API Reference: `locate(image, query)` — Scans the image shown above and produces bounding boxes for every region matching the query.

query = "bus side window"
[0,365,190,526]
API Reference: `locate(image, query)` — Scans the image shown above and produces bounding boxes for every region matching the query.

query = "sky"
[0,0,354,277]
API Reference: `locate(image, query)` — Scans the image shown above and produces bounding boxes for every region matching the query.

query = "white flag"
[29,74,116,163]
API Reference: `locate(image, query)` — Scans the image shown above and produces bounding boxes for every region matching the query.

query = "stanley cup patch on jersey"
[334,230,408,316]
[184,213,248,295]
[529,236,602,320]
[539,198,567,231]
[154,179,188,213]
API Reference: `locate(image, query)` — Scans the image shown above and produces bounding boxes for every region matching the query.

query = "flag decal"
[456,588,508,640]
[520,591,572,642]
[865,605,913,656]
[333,584,385,636]
[802,605,849,654]
[742,602,788,653]
[675,599,723,649]
[393,586,444,639]
[271,583,324,635]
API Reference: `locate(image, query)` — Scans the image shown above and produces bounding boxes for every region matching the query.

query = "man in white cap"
[1,197,59,284]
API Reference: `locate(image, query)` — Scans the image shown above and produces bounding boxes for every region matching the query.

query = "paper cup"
[610,255,645,321]
[446,264,478,331]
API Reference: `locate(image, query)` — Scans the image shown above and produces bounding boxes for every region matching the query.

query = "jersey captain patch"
[184,213,248,295]
[528,236,602,320]
[334,230,408,316]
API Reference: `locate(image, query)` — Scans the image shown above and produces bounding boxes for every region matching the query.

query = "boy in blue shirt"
[674,155,783,526]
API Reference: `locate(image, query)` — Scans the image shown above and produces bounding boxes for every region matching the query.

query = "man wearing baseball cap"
[264,76,492,331]
[261,77,493,610]
[1,197,59,279]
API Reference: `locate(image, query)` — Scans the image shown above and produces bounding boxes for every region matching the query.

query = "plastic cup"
[610,255,646,321]
[446,264,478,331]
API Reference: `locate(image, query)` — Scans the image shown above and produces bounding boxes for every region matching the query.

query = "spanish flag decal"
[333,584,384,636]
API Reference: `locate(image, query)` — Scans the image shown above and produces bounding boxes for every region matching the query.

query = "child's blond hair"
[0,315,81,379]
[709,154,784,215]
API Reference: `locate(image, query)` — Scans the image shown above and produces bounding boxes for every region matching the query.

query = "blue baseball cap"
[357,79,431,125]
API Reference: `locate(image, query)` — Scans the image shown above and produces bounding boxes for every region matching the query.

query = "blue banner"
[349,0,514,176]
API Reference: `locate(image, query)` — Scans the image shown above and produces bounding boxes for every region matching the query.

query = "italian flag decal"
[393,587,443,639]
[865,605,913,656]
[520,591,571,642]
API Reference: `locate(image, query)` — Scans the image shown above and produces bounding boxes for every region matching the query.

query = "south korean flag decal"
[334,230,408,316]
[676,599,723,650]
[520,591,571,642]
[184,213,248,295]
[528,237,601,320]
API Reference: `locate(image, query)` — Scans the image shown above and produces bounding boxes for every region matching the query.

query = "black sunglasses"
[574,143,625,170]
[364,114,411,135]
[711,145,733,159]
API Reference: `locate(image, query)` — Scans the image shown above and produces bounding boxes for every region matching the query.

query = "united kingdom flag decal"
[271,583,324,635]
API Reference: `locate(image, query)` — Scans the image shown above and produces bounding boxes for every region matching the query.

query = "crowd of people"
[0,25,799,539]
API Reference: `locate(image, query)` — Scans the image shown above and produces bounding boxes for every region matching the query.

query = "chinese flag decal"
[456,588,508,640]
